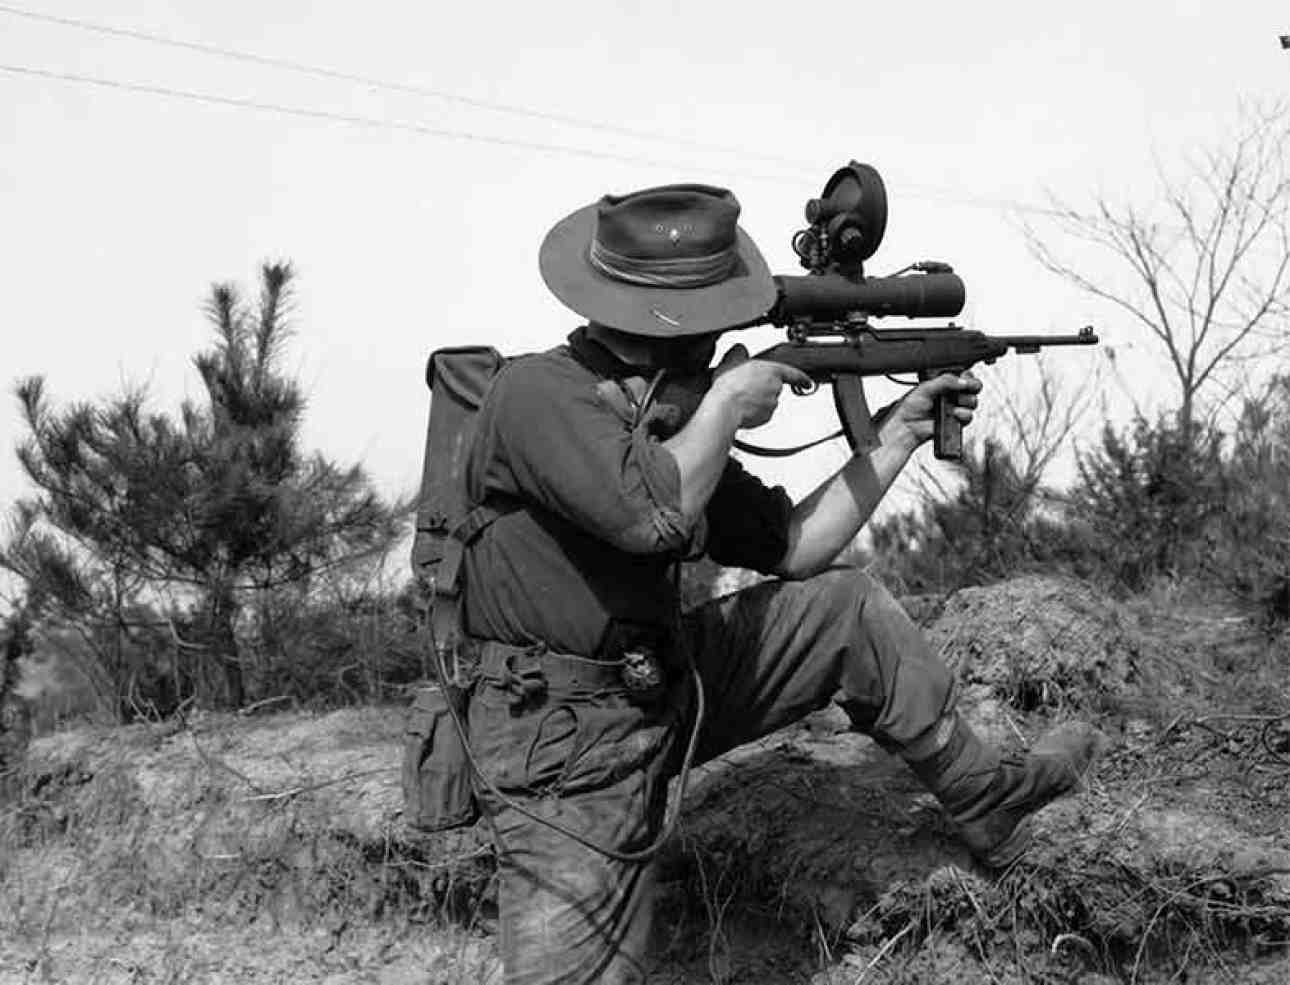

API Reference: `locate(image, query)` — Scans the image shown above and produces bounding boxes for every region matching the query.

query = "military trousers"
[466,566,959,985]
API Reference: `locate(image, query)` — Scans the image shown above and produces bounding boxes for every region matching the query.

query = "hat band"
[588,237,737,288]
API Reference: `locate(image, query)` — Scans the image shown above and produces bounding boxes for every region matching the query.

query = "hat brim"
[539,202,778,338]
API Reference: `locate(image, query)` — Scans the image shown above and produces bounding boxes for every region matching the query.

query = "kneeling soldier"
[458,183,1102,984]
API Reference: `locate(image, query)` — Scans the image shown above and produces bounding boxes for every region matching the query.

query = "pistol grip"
[933,393,963,461]
[919,368,965,462]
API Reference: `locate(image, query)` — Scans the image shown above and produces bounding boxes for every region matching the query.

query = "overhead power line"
[0,3,1072,218]
[0,61,818,184]
[0,2,818,174]
[1,41,1069,222]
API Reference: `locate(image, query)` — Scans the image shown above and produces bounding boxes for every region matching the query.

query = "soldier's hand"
[885,372,983,448]
[710,345,813,429]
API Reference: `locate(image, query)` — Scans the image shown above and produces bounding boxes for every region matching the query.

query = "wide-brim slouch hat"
[539,184,777,338]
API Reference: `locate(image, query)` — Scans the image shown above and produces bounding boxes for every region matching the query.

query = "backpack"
[411,345,509,648]
[402,343,706,857]
[403,345,507,833]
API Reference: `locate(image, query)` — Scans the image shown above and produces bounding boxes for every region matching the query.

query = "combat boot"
[906,717,1106,869]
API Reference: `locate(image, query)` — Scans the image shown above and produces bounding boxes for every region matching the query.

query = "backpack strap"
[429,497,519,665]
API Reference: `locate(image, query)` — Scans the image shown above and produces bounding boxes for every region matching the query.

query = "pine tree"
[3,263,404,711]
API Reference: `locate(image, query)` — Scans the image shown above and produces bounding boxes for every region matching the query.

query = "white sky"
[1,1,1288,558]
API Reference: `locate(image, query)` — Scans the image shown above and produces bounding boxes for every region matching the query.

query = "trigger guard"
[791,381,818,397]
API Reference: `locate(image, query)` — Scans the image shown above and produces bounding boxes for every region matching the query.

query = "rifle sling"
[732,398,899,458]
[733,429,843,458]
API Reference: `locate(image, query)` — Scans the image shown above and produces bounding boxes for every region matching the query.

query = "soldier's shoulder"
[494,345,590,394]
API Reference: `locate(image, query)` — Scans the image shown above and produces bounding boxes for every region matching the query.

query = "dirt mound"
[667,575,1290,983]
[927,574,1181,717]
[4,574,1288,983]
[672,713,1290,981]
[2,707,492,935]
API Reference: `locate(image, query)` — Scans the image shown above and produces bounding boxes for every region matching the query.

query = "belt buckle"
[620,646,665,703]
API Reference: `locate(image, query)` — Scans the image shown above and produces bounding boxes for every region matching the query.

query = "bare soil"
[2,574,1288,984]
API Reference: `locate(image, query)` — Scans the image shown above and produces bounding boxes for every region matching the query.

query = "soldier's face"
[589,322,721,373]
[646,333,720,372]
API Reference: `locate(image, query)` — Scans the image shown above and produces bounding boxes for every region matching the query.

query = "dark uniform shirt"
[462,329,793,656]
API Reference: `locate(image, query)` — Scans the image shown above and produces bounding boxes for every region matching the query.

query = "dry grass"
[0,706,499,984]
[651,576,1290,983]
[2,574,1289,983]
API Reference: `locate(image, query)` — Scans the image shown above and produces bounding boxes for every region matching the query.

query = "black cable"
[432,634,706,865]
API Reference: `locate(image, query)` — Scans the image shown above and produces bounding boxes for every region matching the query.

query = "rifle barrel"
[995,329,1099,353]
[998,335,1099,345]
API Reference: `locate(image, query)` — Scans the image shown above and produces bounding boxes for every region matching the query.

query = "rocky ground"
[2,574,1288,984]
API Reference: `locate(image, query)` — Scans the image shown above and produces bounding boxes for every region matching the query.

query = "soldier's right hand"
[709,344,813,429]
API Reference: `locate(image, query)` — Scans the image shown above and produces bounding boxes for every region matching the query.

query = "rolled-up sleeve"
[703,459,792,574]
[476,359,698,555]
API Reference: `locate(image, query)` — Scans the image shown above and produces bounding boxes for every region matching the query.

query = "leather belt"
[476,639,627,694]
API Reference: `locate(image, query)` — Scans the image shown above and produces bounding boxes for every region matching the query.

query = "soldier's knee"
[807,565,905,627]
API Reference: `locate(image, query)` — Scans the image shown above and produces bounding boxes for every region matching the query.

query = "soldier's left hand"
[883,372,983,448]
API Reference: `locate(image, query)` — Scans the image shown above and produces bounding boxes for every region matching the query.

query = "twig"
[1004,713,1028,747]
[1111,792,1151,836]
[174,694,196,723]
[814,907,833,966]
[28,873,72,985]
[1189,712,1289,726]
[1166,932,1196,984]
[189,730,262,792]
[1130,868,1290,983]
[953,869,990,925]
[1051,932,1097,959]
[387,846,495,871]
[237,695,296,717]
[691,843,735,985]
[935,620,969,667]
[852,919,915,985]
[238,766,397,803]
[166,619,206,650]
[972,932,1005,985]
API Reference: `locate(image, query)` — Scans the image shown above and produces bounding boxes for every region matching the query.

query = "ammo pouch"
[401,683,479,832]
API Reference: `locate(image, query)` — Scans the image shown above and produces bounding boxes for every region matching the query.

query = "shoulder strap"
[433,499,515,599]
[429,497,520,661]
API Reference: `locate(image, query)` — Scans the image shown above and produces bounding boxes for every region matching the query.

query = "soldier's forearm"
[662,390,741,522]
[775,420,918,579]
